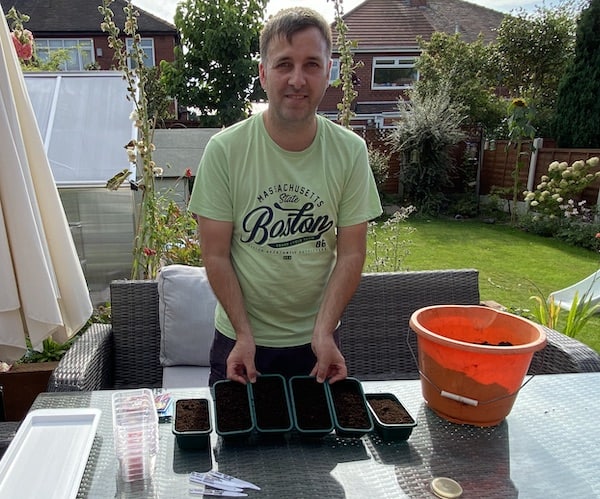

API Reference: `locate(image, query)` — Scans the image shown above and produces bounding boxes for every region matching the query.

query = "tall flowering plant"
[506,97,536,225]
[366,206,416,272]
[6,7,34,62]
[328,0,362,128]
[100,0,161,279]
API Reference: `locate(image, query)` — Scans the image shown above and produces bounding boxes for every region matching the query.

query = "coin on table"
[430,477,463,498]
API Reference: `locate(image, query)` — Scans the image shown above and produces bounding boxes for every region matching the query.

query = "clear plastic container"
[112,389,159,482]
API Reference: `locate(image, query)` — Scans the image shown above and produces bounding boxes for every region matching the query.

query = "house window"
[126,38,156,68]
[329,58,340,84]
[36,39,94,71]
[372,57,418,89]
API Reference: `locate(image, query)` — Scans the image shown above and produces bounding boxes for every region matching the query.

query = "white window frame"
[126,38,156,69]
[35,39,94,71]
[372,56,418,90]
[329,58,340,84]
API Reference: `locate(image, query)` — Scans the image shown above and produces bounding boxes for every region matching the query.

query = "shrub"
[447,193,479,218]
[556,219,600,250]
[387,82,466,215]
[518,212,562,237]
[368,146,391,193]
[523,157,600,217]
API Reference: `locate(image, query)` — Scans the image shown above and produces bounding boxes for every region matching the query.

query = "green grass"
[366,217,600,353]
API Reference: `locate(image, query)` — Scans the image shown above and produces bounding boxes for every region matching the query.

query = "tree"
[160,0,266,127]
[493,4,577,136]
[554,0,600,148]
[415,32,504,134]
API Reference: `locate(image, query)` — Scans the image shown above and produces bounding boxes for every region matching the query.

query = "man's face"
[259,27,331,127]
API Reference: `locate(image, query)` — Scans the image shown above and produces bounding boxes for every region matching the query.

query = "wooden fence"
[361,129,600,207]
[479,139,600,206]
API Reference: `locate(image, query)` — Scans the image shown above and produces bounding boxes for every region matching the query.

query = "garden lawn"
[366,217,600,353]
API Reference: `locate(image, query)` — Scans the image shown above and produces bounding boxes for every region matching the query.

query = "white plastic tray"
[0,408,101,499]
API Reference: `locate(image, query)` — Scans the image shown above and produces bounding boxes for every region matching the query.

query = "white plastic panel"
[24,72,135,186]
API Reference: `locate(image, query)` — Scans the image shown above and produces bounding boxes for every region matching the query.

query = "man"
[189,7,382,386]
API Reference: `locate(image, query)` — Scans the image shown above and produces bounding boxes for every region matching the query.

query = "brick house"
[6,0,177,70]
[320,0,505,128]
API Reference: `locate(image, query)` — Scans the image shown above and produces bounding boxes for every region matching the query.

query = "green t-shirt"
[189,112,382,347]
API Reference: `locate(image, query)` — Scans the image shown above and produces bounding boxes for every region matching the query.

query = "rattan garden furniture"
[48,269,600,392]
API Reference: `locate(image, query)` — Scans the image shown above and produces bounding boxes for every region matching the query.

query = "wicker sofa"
[48,268,600,392]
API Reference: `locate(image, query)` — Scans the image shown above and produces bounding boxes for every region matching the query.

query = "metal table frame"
[29,373,600,498]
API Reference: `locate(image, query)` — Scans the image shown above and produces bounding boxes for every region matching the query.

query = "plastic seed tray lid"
[0,408,101,499]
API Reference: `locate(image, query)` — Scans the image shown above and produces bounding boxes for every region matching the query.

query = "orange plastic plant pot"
[410,305,546,427]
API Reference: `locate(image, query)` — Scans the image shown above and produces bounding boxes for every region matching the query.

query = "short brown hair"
[260,7,332,62]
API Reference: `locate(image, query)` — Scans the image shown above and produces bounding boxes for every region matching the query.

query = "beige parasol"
[0,5,92,363]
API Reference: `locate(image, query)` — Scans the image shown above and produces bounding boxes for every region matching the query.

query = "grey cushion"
[157,264,217,367]
[162,366,211,388]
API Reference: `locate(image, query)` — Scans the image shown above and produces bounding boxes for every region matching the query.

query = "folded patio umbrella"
[0,4,92,363]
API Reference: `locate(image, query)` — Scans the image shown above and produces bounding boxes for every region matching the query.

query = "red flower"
[11,30,33,61]
[185,168,192,178]
[143,247,157,256]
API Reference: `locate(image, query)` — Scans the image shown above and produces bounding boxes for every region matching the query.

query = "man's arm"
[197,216,257,383]
[310,222,368,383]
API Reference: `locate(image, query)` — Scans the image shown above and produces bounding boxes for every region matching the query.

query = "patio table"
[28,372,600,498]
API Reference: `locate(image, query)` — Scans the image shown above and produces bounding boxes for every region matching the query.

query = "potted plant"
[0,305,110,421]
[0,338,74,421]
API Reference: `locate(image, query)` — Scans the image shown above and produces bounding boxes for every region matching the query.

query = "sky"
[134,0,550,25]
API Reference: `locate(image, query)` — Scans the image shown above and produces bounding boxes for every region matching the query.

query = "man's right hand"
[226,336,258,384]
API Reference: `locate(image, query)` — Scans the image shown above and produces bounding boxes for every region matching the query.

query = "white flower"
[530,200,539,206]
[572,160,584,170]
[152,166,163,176]
[129,110,139,121]
[548,161,560,171]
[586,157,599,167]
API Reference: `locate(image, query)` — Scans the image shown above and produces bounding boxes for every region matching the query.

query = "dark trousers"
[208,329,340,386]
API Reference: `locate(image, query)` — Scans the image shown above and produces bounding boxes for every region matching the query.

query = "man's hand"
[310,334,347,384]
[226,336,258,384]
